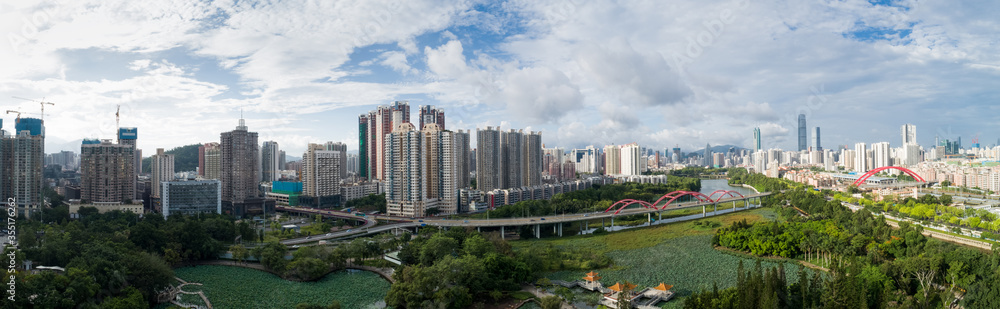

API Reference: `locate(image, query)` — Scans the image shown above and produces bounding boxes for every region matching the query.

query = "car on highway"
[292,245,300,248]
[529,219,535,222]
[347,229,353,232]
[326,233,333,236]
[306,236,312,239]
[418,219,424,222]
[584,214,589,217]
[464,220,469,223]
[540,218,545,221]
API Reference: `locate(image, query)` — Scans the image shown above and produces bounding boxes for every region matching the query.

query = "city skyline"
[2,0,998,155]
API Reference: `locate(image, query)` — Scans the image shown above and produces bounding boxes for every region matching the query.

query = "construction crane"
[116,105,120,130]
[12,96,55,121]
[6,110,21,120]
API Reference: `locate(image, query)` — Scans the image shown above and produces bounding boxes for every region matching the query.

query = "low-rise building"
[161,180,221,217]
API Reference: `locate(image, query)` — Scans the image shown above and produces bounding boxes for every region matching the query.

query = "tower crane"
[12,96,55,121]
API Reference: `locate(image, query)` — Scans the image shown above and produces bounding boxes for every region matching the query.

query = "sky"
[0,0,998,156]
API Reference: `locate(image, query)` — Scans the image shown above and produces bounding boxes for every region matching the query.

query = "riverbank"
[183,259,395,283]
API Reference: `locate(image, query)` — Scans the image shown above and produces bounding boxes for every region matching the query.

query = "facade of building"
[385,123,457,217]
[501,129,524,189]
[150,148,175,198]
[753,127,761,151]
[1,118,45,218]
[523,131,543,186]
[340,181,384,202]
[477,126,502,192]
[325,142,348,180]
[359,101,410,182]
[302,143,342,202]
[220,118,262,215]
[812,127,822,151]
[418,105,446,131]
[901,124,917,146]
[161,180,221,217]
[454,130,471,189]
[261,141,280,183]
[604,145,621,175]
[80,139,135,204]
[798,114,807,151]
[854,143,868,173]
[620,143,642,175]
[203,142,221,180]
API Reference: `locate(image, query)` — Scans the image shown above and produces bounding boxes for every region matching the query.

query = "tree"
[230,244,249,265]
[99,286,148,309]
[540,296,562,309]
[903,255,941,305]
[260,241,290,273]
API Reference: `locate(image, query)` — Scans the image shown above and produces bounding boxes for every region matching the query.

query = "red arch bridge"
[851,166,926,187]
[604,190,762,220]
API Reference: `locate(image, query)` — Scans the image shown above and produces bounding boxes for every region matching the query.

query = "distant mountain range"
[688,145,747,156]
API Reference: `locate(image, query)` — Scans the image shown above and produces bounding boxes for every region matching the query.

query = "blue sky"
[0,0,998,156]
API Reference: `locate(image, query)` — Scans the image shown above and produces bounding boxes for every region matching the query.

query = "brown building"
[80,139,136,203]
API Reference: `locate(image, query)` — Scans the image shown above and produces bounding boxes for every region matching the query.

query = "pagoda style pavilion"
[582,271,603,290]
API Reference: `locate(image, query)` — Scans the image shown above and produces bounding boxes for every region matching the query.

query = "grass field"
[517,208,813,308]
[170,266,390,309]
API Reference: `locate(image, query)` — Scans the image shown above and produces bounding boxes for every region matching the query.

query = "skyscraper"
[854,143,868,173]
[901,124,917,146]
[476,127,502,192]
[454,130,471,189]
[118,127,139,198]
[570,147,597,173]
[302,143,342,202]
[360,101,410,181]
[812,127,822,151]
[603,145,620,175]
[620,143,641,175]
[220,118,261,215]
[151,148,175,199]
[384,123,457,216]
[358,114,370,179]
[80,139,135,204]
[261,141,280,183]
[704,143,712,167]
[522,131,543,186]
[203,142,221,180]
[2,118,45,218]
[501,129,524,189]
[872,142,891,170]
[753,127,761,151]
[325,142,348,180]
[418,105,446,131]
[798,114,807,151]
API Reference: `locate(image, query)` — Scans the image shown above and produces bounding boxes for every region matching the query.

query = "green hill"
[141,144,202,173]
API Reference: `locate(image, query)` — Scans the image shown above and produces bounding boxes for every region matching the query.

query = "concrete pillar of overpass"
[553,224,556,234]
[477,227,480,233]
[611,217,614,228]
[703,205,706,217]
[558,223,563,237]
[535,224,541,239]
[648,213,651,225]
[501,226,505,239]
[714,203,717,214]
[658,211,662,221]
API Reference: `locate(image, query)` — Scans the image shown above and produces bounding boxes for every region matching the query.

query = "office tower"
[1,118,45,218]
[672,147,682,163]
[454,130,471,188]
[302,143,342,201]
[360,101,410,181]
[501,129,524,189]
[872,142,891,170]
[714,152,726,167]
[80,139,136,203]
[476,127,502,192]
[346,154,358,175]
[220,117,261,215]
[203,142,221,180]
[358,114,370,179]
[418,105,446,130]
[603,145,621,175]
[620,143,641,175]
[901,124,917,146]
[324,142,349,180]
[812,127,822,151]
[798,114,807,151]
[903,144,921,166]
[279,150,286,171]
[151,148,174,199]
[522,131,543,186]
[753,127,761,151]
[854,143,868,173]
[704,143,711,166]
[385,123,457,216]
[162,180,221,217]
[261,141,280,183]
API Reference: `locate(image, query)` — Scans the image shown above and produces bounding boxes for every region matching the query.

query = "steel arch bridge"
[707,190,746,201]
[605,190,728,215]
[851,166,926,187]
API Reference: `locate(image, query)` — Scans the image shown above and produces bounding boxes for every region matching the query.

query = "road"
[840,201,993,251]
[278,193,770,245]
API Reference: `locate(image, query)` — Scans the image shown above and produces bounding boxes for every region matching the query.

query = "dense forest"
[141,143,201,173]
[689,168,1000,308]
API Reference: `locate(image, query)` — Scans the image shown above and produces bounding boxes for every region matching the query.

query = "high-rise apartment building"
[220,118,261,215]
[302,143,342,202]
[261,141,280,183]
[798,114,807,151]
[418,105,446,131]
[603,145,621,175]
[203,142,221,180]
[501,130,524,189]
[385,123,457,216]
[620,143,641,175]
[522,131,543,186]
[118,127,139,198]
[571,147,597,174]
[80,139,135,204]
[325,142,348,180]
[872,142,891,170]
[358,114,370,179]
[1,118,45,218]
[454,130,471,189]
[359,101,410,181]
[151,148,175,198]
[854,143,868,173]
[477,127,502,192]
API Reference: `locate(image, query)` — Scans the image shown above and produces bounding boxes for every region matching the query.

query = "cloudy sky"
[1,0,997,156]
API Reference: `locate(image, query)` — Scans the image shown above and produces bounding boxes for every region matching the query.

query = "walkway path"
[522,285,576,309]
[172,277,213,309]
